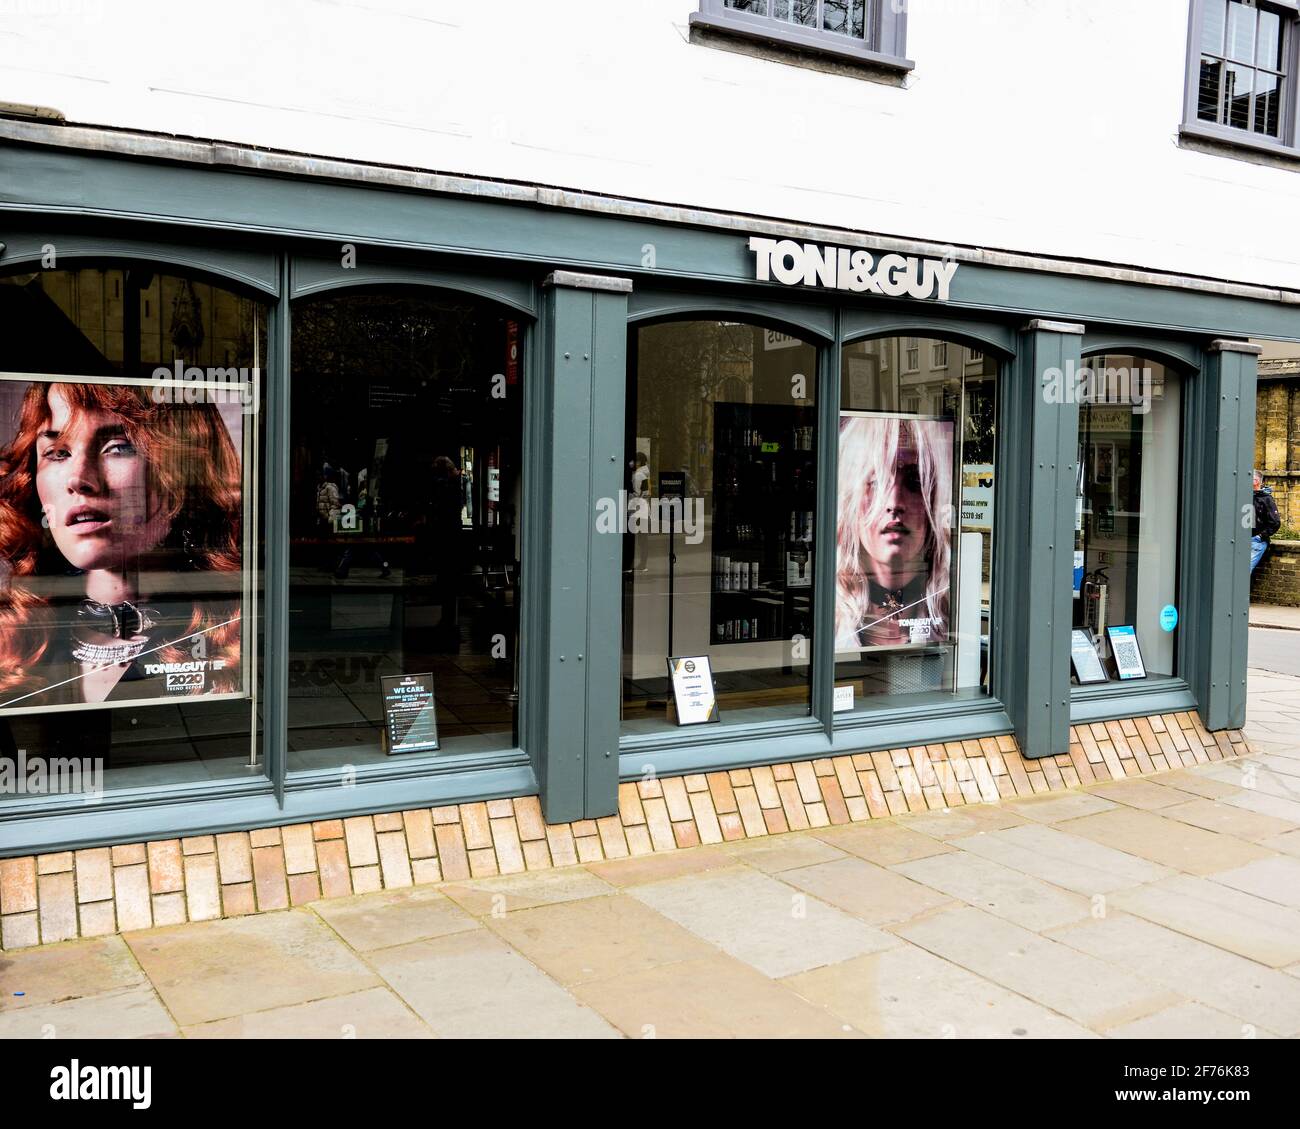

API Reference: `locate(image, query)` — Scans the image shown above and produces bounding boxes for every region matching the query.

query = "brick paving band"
[0,712,1248,950]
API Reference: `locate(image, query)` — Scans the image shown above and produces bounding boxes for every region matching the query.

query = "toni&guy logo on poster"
[748,237,959,301]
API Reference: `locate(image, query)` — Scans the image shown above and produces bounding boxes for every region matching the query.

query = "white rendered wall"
[2,0,1299,289]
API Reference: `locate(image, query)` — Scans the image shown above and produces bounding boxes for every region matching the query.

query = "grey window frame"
[0,232,545,854]
[1068,340,1199,723]
[691,0,912,71]
[1182,0,1300,160]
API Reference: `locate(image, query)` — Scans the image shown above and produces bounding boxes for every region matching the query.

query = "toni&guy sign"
[748,237,959,301]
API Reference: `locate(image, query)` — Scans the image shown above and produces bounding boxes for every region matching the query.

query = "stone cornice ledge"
[1,116,1298,308]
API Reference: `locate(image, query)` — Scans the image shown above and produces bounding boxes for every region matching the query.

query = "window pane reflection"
[0,266,266,795]
[288,290,523,770]
[834,338,997,714]
[622,321,816,735]
[1072,357,1181,681]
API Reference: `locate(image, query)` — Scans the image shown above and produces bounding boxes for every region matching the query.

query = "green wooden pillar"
[532,271,631,823]
[1182,339,1261,732]
[994,319,1084,759]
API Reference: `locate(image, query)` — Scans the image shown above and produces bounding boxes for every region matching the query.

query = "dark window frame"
[1182,0,1300,160]
[691,0,912,72]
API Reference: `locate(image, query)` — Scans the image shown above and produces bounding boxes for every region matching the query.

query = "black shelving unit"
[710,402,816,646]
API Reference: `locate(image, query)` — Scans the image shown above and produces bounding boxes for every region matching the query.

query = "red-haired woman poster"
[0,379,245,711]
[835,413,954,650]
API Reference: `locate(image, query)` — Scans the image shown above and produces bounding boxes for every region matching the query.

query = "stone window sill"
[688,12,913,85]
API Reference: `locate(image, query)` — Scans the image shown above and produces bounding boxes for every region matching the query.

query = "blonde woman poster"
[835,413,953,650]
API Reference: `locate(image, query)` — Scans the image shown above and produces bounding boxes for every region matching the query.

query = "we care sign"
[748,237,959,301]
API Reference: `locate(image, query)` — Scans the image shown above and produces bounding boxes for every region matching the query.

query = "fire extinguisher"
[1082,565,1110,648]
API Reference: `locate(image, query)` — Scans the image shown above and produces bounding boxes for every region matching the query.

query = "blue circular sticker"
[1159,605,1178,632]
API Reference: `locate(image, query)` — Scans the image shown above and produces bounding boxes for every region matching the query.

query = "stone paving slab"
[775,856,954,927]
[1208,855,1300,907]
[482,891,715,985]
[882,803,1028,840]
[1060,807,1274,875]
[998,791,1117,823]
[123,910,380,1027]
[364,931,620,1039]
[439,868,616,916]
[0,936,144,1013]
[1104,1001,1273,1040]
[582,845,735,887]
[311,886,481,951]
[719,834,848,873]
[570,954,859,1038]
[182,987,433,1039]
[891,851,1092,932]
[1110,875,1300,967]
[782,943,1097,1039]
[626,866,898,978]
[1085,778,1200,810]
[810,821,959,864]
[1260,828,1300,857]
[949,823,1173,895]
[1048,914,1300,1037]
[1158,798,1297,841]
[890,905,1181,1031]
[1222,788,1300,824]
[0,985,177,1039]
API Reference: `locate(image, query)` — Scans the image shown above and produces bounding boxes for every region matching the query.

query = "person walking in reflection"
[429,455,465,650]
[1252,468,1281,574]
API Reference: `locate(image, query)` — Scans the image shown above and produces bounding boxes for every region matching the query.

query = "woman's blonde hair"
[835,415,952,649]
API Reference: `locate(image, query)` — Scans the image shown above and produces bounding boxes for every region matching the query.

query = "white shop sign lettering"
[748,237,959,301]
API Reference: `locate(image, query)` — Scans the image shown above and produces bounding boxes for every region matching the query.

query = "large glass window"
[692,0,909,67]
[1190,0,1295,146]
[0,265,266,796]
[287,290,524,770]
[622,321,817,735]
[1071,356,1182,683]
[834,338,997,714]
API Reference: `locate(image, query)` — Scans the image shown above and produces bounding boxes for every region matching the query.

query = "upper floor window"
[1185,0,1300,156]
[692,0,911,71]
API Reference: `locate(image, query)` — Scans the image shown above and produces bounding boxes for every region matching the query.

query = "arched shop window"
[622,319,817,734]
[1070,355,1182,685]
[287,289,525,769]
[0,264,268,795]
[834,336,999,714]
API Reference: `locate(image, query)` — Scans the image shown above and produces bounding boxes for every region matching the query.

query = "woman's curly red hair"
[0,381,243,704]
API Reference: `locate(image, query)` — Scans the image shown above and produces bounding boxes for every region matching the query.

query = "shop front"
[0,126,1287,944]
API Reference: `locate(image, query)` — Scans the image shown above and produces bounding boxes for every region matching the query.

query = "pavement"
[3,670,1300,1039]
[1250,603,1300,631]
[1250,604,1300,677]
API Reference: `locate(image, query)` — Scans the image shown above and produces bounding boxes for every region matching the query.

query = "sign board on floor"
[1070,629,1109,685]
[381,673,440,754]
[667,656,719,726]
[1106,625,1148,681]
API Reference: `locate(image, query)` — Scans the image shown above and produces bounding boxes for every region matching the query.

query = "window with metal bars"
[1185,0,1300,155]
[691,0,910,69]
